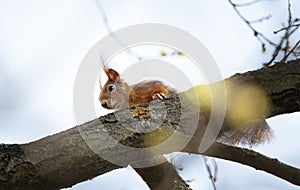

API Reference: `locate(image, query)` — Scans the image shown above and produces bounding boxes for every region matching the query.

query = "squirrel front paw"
[152,92,166,100]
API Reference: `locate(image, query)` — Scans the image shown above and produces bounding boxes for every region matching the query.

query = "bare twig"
[274,23,300,34]
[228,0,278,47]
[249,15,272,24]
[93,0,142,60]
[203,156,218,190]
[283,0,292,58]
[229,0,300,66]
[263,37,285,66]
[233,0,266,7]
[94,0,112,33]
[281,39,300,63]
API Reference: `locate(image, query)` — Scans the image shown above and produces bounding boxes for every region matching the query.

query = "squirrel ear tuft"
[105,68,120,81]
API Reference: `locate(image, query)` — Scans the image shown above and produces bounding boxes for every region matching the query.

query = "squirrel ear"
[105,68,120,81]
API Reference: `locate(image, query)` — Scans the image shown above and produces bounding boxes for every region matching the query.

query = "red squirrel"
[99,67,273,146]
[99,68,176,110]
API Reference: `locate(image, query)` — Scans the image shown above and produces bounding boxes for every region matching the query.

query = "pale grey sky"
[0,0,299,190]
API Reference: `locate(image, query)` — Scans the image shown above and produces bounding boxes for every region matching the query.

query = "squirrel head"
[99,68,131,110]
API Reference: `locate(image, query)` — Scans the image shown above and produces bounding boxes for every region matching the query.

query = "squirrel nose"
[101,101,110,109]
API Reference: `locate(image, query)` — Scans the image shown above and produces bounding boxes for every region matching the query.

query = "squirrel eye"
[107,84,116,92]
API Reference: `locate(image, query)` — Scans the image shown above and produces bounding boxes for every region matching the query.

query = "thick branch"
[135,161,192,190]
[228,59,300,117]
[0,59,299,189]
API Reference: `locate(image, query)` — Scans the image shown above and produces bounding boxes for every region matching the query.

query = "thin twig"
[249,15,272,24]
[233,0,265,7]
[283,0,292,57]
[93,0,142,60]
[274,23,300,34]
[281,39,300,63]
[264,37,285,66]
[228,0,278,47]
[229,0,300,66]
[203,156,218,190]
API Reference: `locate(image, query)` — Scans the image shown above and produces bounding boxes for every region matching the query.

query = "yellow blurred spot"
[181,83,225,112]
[178,51,186,57]
[181,81,270,131]
[188,85,212,111]
[144,127,173,147]
[160,51,167,56]
[226,83,270,130]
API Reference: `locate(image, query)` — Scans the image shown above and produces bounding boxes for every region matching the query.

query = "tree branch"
[0,59,299,189]
[231,59,300,117]
[135,161,192,190]
[185,142,300,186]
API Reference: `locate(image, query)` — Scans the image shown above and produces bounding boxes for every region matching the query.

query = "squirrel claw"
[152,92,166,100]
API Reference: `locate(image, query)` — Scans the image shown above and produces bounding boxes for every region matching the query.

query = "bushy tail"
[217,119,274,147]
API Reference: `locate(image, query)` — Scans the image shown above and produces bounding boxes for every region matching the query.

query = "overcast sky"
[0,0,299,189]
